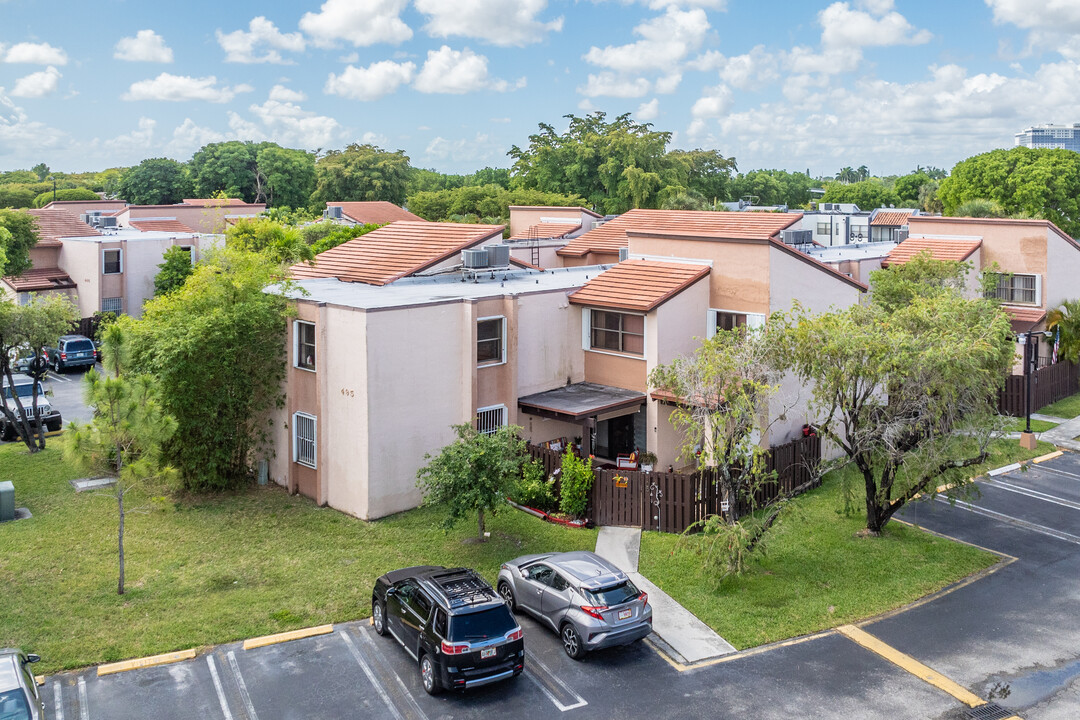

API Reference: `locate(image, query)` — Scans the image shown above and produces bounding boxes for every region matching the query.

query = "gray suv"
[1,374,62,440]
[497,551,652,659]
[0,648,43,720]
[51,334,97,373]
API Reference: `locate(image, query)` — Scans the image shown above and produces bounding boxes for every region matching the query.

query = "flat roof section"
[518,382,646,422]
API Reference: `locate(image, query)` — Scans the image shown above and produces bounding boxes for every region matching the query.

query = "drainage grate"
[965,703,1013,720]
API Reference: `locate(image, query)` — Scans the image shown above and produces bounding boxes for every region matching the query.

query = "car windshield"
[0,688,31,720]
[1,384,37,400]
[448,606,517,641]
[583,580,640,607]
[65,340,94,352]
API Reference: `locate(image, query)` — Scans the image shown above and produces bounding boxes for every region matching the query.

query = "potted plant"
[638,451,658,472]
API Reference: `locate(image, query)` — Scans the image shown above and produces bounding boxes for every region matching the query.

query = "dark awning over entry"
[517,382,646,423]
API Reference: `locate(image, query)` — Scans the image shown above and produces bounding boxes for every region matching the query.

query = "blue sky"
[1,0,1077,177]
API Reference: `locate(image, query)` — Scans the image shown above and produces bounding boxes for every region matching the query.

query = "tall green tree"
[940,147,1080,235]
[32,187,100,208]
[0,295,79,452]
[416,423,526,540]
[310,144,411,207]
[153,245,195,296]
[64,324,177,595]
[730,169,814,207]
[894,171,932,206]
[226,218,314,265]
[190,141,266,202]
[31,163,49,181]
[406,185,586,224]
[777,260,1014,534]
[0,208,39,277]
[256,146,316,209]
[821,180,900,209]
[125,249,290,490]
[668,149,738,204]
[118,158,193,206]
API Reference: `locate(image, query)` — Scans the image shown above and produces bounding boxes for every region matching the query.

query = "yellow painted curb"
[837,625,985,707]
[98,649,197,676]
[243,624,333,650]
[1032,450,1064,464]
[35,675,44,686]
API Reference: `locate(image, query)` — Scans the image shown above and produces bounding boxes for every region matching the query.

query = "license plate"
[618,608,632,620]
[480,647,496,659]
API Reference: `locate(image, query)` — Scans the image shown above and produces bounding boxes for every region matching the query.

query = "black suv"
[51,335,97,373]
[371,566,524,695]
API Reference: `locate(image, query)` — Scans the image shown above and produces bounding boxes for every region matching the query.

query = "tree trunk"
[862,464,883,536]
[478,508,485,540]
[118,490,125,595]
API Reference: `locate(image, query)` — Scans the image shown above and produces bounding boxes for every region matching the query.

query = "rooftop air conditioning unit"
[79,214,90,225]
[462,248,489,268]
[781,229,813,245]
[486,244,510,268]
[324,206,343,219]
[99,216,118,228]
[618,247,629,262]
[822,203,835,211]
[895,229,909,243]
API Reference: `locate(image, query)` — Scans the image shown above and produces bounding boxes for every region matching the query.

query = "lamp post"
[1019,330,1053,449]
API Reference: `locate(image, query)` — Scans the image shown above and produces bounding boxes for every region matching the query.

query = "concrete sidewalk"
[594,526,736,664]
[1036,412,1080,452]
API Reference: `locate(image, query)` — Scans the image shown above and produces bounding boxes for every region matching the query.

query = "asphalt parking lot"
[37,451,1080,719]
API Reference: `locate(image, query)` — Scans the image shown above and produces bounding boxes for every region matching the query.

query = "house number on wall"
[340,388,355,397]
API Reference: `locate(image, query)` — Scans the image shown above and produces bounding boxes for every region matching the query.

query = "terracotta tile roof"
[883,236,982,266]
[509,257,543,271]
[508,221,581,241]
[870,210,913,227]
[3,266,77,292]
[1003,306,1046,334]
[568,259,710,312]
[129,218,196,233]
[556,209,801,257]
[27,208,99,244]
[290,221,504,286]
[328,201,424,224]
[181,198,248,206]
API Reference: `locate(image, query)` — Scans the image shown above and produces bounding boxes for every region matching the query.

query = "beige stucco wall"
[584,346,648,392]
[508,207,598,238]
[28,245,60,268]
[769,245,863,315]
[1045,233,1080,310]
[58,240,101,317]
[515,291,585,396]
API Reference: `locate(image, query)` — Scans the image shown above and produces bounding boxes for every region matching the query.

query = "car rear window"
[65,340,94,352]
[448,606,517,641]
[0,687,31,719]
[583,580,640,607]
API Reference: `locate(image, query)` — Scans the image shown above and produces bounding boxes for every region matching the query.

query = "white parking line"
[77,676,89,720]
[1035,464,1080,483]
[984,477,1080,512]
[524,651,588,712]
[937,496,1080,545]
[206,656,234,720]
[47,372,71,383]
[340,631,405,720]
[225,651,259,720]
[353,626,429,720]
[52,682,64,720]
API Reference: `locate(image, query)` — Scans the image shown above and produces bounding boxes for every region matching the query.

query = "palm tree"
[857,165,869,181]
[1047,300,1080,364]
[835,167,857,184]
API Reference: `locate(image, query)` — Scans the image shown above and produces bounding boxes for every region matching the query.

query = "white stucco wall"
[1046,233,1080,310]
[57,240,101,317]
[515,290,585,396]
[768,245,863,316]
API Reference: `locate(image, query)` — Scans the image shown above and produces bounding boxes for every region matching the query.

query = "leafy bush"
[32,187,100,207]
[558,452,594,518]
[510,459,557,512]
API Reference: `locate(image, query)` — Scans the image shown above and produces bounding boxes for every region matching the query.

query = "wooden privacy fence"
[998,361,1079,417]
[528,435,821,534]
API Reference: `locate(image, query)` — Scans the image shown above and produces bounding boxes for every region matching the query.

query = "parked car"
[497,551,652,660]
[1,374,62,440]
[0,648,44,720]
[371,566,524,695]
[51,335,96,373]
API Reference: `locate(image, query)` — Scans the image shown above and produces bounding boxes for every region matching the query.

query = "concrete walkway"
[1036,412,1080,451]
[594,526,736,664]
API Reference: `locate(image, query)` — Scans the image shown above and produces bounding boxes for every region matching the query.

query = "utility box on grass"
[0,481,14,522]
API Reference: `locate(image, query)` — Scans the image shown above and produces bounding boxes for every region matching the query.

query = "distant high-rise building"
[1015,124,1080,152]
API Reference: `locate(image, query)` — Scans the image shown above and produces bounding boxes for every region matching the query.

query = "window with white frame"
[985,273,1041,305]
[477,316,506,365]
[101,297,123,314]
[589,309,644,355]
[816,222,830,235]
[476,405,507,435]
[708,309,766,338]
[294,320,316,371]
[293,412,317,468]
[103,249,122,275]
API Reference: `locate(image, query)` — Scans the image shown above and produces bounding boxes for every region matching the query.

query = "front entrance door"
[596,413,636,458]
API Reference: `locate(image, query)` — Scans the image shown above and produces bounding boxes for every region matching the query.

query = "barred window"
[590,310,644,355]
[101,297,123,314]
[293,412,316,468]
[476,405,506,435]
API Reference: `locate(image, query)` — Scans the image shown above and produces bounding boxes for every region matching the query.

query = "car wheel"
[46,420,61,433]
[52,358,61,373]
[420,653,441,695]
[561,623,586,660]
[498,581,516,613]
[1,425,14,442]
[372,600,387,636]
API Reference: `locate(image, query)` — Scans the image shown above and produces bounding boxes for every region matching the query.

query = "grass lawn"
[638,439,1056,650]
[0,444,597,673]
[1039,391,1080,419]
[1002,417,1058,433]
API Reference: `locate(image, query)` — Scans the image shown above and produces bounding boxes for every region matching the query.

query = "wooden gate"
[592,469,646,528]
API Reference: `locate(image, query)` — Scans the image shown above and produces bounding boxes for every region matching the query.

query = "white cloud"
[415,0,563,47]
[114,30,173,63]
[636,98,659,121]
[578,72,651,97]
[584,7,709,73]
[691,45,779,89]
[11,66,61,98]
[687,83,733,137]
[325,60,415,100]
[300,0,412,48]
[361,130,389,146]
[241,99,344,148]
[986,0,1080,59]
[123,73,253,103]
[165,119,226,158]
[104,117,156,152]
[818,2,932,48]
[413,46,513,94]
[490,116,511,123]
[424,132,504,164]
[269,84,306,102]
[3,42,68,65]
[0,88,68,156]
[216,17,305,64]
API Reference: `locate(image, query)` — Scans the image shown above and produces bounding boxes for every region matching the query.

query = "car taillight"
[60,353,67,360]
[639,592,648,607]
[505,628,523,642]
[440,640,470,655]
[580,605,607,620]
